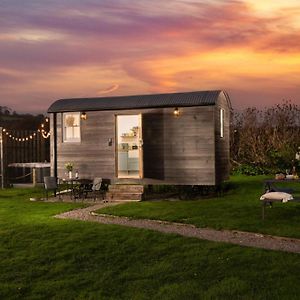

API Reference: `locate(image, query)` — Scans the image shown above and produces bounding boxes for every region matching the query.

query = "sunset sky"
[0,0,300,113]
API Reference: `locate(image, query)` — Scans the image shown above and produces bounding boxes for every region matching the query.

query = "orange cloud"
[96,84,120,95]
[0,0,299,112]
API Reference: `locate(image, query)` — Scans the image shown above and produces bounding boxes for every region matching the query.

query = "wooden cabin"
[47,90,231,188]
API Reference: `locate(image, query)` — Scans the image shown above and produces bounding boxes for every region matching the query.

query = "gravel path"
[55,203,300,254]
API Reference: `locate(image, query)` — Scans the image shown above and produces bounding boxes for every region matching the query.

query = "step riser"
[109,187,144,193]
[107,184,144,201]
[109,186,143,189]
[110,184,143,187]
[108,185,144,193]
[106,193,142,201]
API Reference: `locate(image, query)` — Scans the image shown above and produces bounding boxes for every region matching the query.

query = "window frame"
[62,112,81,143]
[220,108,224,138]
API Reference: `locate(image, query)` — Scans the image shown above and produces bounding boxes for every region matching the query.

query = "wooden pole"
[41,131,45,162]
[32,167,37,187]
[0,127,4,188]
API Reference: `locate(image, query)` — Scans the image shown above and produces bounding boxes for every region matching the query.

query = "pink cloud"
[0,0,299,112]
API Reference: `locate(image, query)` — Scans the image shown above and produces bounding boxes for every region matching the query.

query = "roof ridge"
[56,89,222,102]
[48,90,227,113]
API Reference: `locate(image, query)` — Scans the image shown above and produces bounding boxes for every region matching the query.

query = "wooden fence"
[0,127,50,187]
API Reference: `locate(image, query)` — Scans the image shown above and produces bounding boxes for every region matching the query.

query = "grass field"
[0,183,300,299]
[98,175,300,239]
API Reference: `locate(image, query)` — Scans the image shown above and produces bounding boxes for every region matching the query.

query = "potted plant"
[65,162,74,179]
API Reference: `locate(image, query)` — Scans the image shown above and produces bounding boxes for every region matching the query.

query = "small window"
[63,113,81,142]
[220,109,224,138]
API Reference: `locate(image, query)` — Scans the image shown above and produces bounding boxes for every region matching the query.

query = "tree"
[231,101,300,174]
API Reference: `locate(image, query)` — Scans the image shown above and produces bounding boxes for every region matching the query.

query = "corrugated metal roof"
[47,90,229,113]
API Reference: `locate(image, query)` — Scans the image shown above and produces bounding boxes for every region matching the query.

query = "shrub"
[232,164,266,176]
[231,101,300,173]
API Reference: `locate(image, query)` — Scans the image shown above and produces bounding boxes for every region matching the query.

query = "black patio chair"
[83,177,106,201]
[44,176,61,200]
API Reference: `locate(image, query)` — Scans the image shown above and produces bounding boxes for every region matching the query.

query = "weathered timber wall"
[54,106,217,185]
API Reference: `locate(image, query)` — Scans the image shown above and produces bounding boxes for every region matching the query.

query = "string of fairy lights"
[1,117,50,142]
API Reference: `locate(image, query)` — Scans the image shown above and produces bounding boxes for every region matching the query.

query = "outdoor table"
[61,178,92,200]
[261,179,300,220]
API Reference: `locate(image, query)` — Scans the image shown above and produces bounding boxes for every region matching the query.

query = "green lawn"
[98,175,300,239]
[1,186,300,299]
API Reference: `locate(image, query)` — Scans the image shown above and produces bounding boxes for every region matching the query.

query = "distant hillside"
[0,106,45,130]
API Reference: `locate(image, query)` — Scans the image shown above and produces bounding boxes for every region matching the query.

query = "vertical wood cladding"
[56,110,115,180]
[163,106,215,185]
[54,104,229,185]
[142,106,215,185]
[143,110,165,180]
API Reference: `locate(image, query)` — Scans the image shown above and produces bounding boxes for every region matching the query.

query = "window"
[220,109,224,138]
[63,113,81,142]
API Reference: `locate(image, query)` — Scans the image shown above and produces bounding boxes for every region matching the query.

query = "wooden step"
[107,184,144,201]
[106,192,142,201]
[108,184,144,193]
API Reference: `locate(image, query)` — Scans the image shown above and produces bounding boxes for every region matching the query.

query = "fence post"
[32,167,37,187]
[0,127,4,188]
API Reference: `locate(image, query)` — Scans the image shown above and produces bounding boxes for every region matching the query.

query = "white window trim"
[63,112,81,143]
[220,108,224,138]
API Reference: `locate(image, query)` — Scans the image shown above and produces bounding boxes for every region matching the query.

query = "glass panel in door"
[116,115,142,178]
